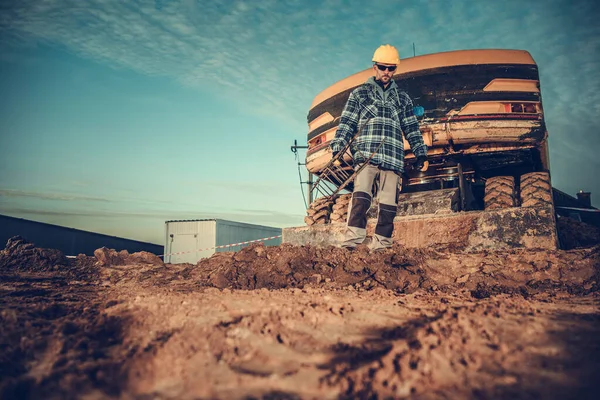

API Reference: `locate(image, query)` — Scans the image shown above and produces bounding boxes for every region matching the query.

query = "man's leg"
[370,170,400,250]
[341,164,378,248]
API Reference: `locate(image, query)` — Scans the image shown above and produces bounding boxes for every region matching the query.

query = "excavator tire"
[484,176,516,210]
[329,214,346,223]
[329,194,351,223]
[313,209,330,224]
[520,172,553,208]
[305,197,333,225]
[335,194,351,206]
[306,200,330,216]
[305,211,329,225]
[332,203,346,212]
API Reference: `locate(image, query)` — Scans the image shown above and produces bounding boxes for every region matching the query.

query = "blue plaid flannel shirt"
[330,77,427,173]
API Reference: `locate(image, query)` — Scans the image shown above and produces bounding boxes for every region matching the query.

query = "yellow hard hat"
[372,44,400,65]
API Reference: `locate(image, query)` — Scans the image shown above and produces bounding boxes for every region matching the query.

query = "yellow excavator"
[288,49,560,251]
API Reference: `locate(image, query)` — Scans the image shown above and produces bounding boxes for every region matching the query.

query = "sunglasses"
[375,64,397,72]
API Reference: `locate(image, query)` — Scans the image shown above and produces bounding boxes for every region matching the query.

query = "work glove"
[414,156,429,172]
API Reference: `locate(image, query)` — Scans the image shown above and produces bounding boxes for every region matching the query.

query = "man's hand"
[414,156,429,172]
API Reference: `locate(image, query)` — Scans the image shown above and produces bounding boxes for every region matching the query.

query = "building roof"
[164,218,282,231]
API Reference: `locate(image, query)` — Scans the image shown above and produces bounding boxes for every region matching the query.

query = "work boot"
[369,203,396,251]
[340,226,366,249]
[368,233,393,251]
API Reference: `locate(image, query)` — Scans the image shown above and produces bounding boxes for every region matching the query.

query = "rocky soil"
[1,231,599,399]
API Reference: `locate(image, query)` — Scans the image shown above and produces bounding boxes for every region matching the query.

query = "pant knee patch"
[375,203,396,238]
[348,191,371,229]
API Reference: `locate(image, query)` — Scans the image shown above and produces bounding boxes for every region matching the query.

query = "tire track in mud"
[0,272,133,400]
[321,298,600,399]
[103,286,600,400]
[0,238,132,399]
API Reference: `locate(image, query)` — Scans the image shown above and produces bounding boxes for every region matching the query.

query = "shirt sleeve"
[398,94,428,158]
[330,90,360,153]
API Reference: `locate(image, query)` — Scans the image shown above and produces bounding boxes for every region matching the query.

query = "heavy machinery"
[286,49,559,250]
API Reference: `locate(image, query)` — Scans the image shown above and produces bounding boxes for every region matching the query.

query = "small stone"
[482,265,496,274]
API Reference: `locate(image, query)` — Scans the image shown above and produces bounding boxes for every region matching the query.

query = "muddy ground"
[1,228,599,400]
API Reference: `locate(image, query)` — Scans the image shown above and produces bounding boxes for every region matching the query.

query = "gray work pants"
[341,164,400,250]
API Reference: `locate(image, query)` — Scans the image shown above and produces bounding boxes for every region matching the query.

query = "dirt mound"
[0,237,105,282]
[0,239,128,399]
[193,244,432,292]
[0,236,68,272]
[182,243,600,296]
[93,247,164,267]
[557,216,600,250]
[70,254,97,268]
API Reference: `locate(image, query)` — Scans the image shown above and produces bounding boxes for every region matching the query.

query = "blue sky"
[1,0,599,245]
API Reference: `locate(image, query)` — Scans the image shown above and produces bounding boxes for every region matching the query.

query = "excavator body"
[284,49,559,251]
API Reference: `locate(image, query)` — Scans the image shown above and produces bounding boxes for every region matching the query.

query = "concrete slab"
[396,188,459,216]
[283,206,559,251]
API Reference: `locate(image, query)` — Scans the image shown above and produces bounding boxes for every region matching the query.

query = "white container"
[164,219,282,264]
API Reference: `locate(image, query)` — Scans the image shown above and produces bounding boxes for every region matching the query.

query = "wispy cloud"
[202,180,287,195]
[0,183,305,220]
[1,1,597,121]
[1,0,598,204]
[1,0,330,122]
[1,1,597,114]
[0,187,225,209]
[0,205,303,226]
[0,189,112,202]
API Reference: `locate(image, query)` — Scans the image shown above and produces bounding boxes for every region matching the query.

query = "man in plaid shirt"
[330,44,429,250]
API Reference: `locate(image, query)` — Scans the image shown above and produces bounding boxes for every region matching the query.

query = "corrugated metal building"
[164,219,282,264]
[0,214,163,256]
